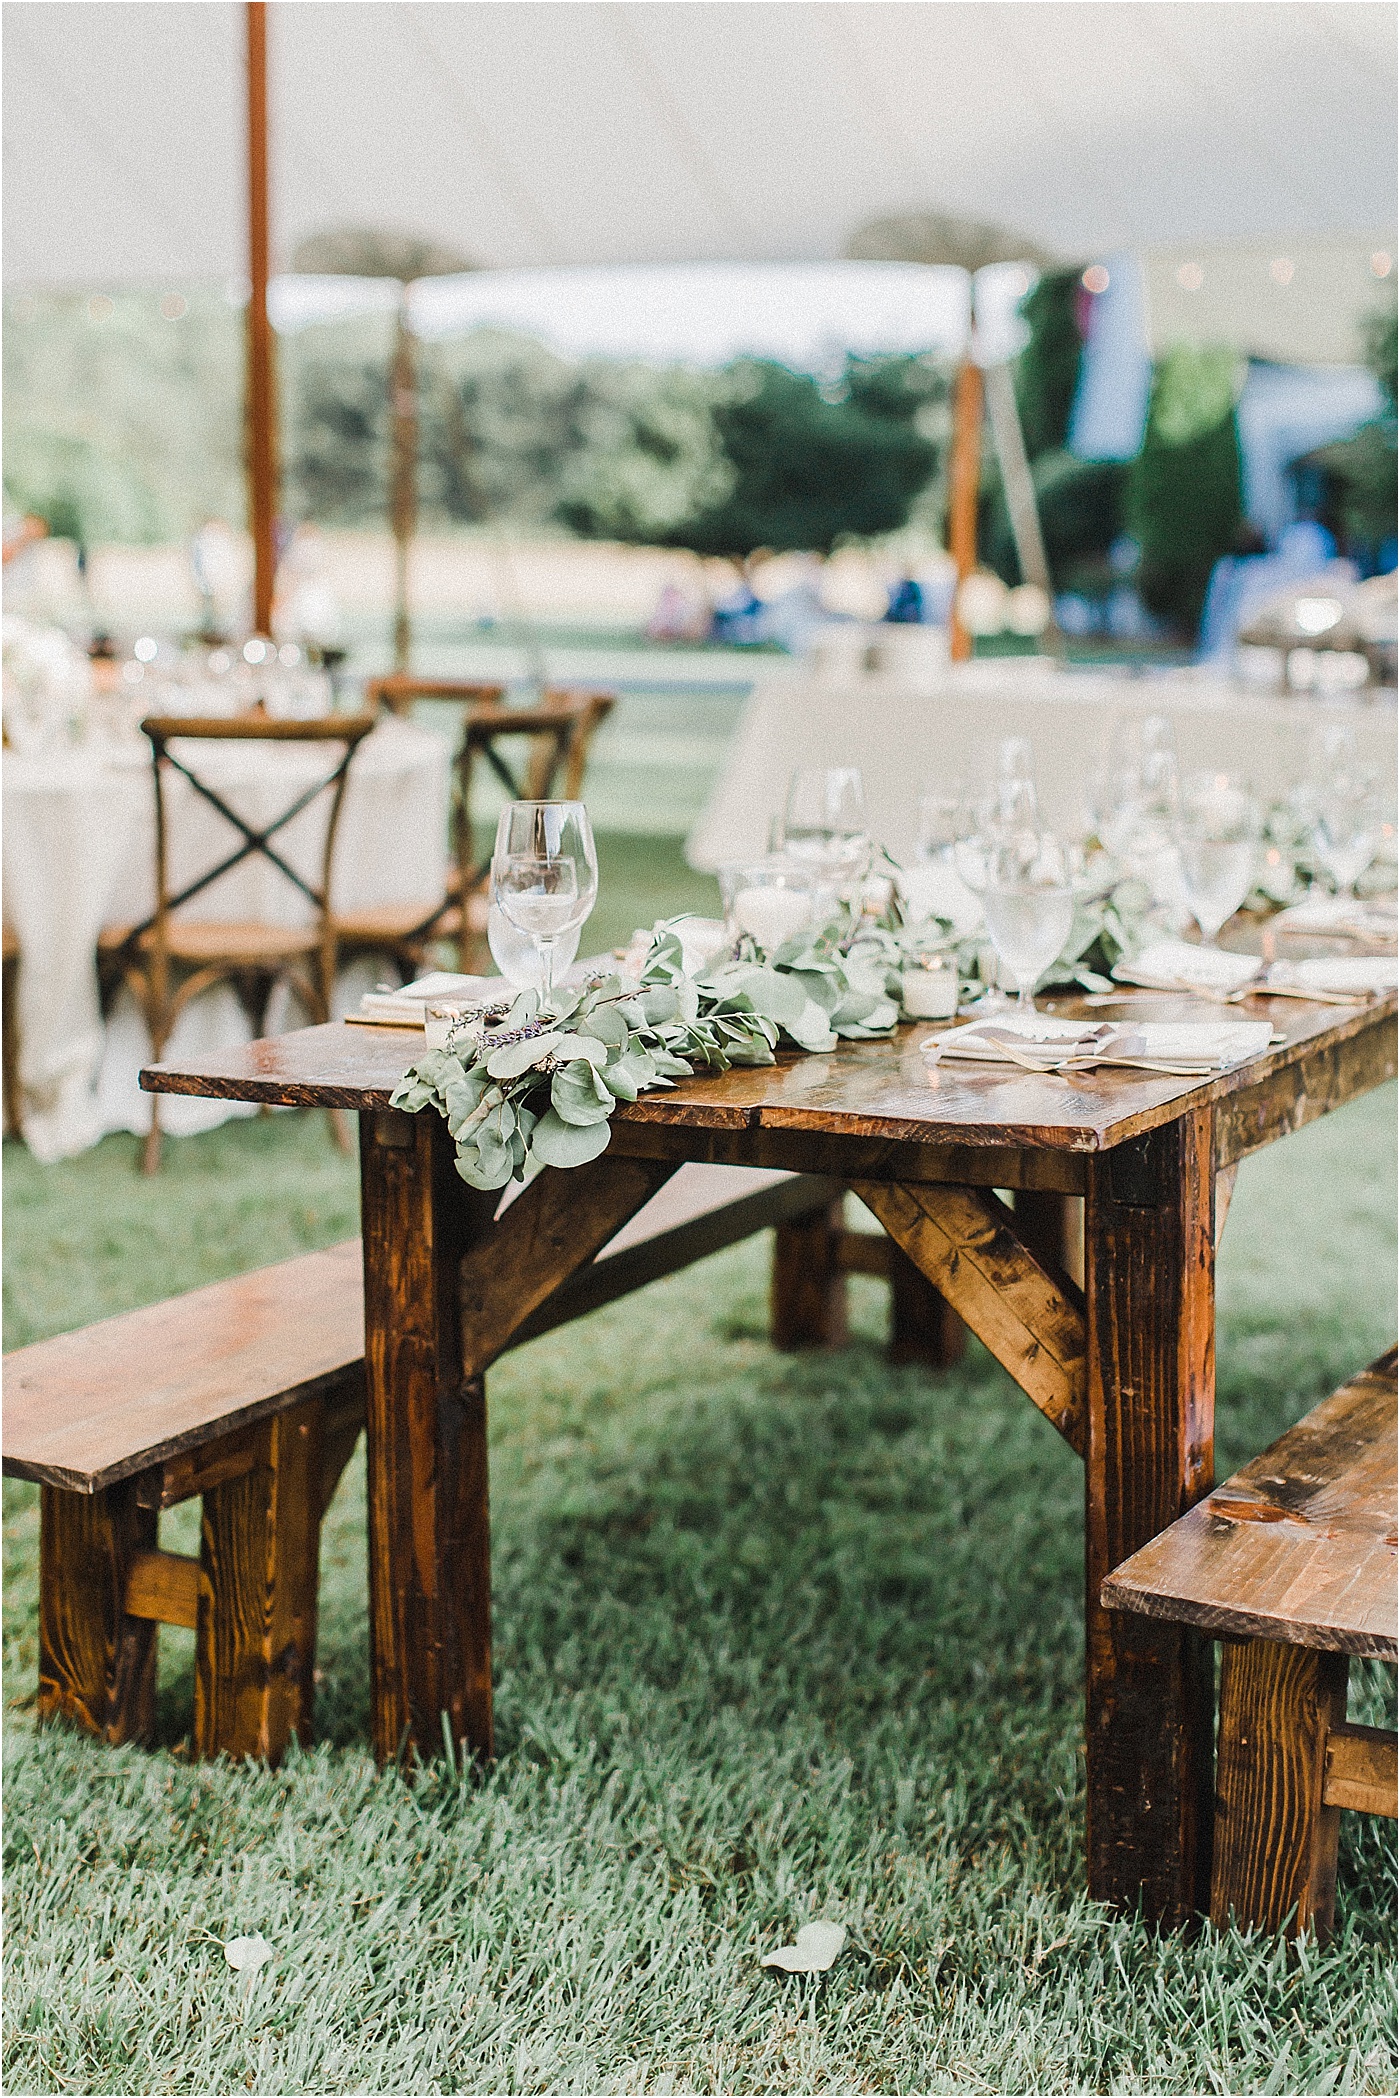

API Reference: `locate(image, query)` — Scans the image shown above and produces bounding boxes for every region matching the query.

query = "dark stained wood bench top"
[3,1243,365,1495]
[1103,1349,1397,1660]
[2,1168,833,1498]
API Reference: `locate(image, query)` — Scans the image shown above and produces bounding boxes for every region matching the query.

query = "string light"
[1372,250,1393,278]
[87,292,114,321]
[1081,264,1110,295]
[1269,257,1294,286]
[1175,262,1203,292]
[160,292,188,320]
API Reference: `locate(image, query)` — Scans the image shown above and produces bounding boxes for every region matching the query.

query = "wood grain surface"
[1083,1105,1218,1927]
[359,1111,499,1766]
[1101,1349,1397,1659]
[1324,1722,1399,1817]
[4,1242,364,1493]
[1211,1638,1348,1939]
[853,1181,1086,1450]
[140,991,1396,1160]
[39,1477,158,1745]
[195,1397,322,1763]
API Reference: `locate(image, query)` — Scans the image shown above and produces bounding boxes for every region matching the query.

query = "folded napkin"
[351,971,502,1027]
[922,1013,1278,1076]
[1267,956,1398,996]
[1112,939,1260,994]
[1270,895,1398,942]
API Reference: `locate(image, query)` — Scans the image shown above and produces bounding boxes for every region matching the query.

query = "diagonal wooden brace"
[458,1153,680,1378]
[850,1180,1086,1454]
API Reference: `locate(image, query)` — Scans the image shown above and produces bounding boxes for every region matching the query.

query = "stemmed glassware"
[1176,772,1260,947]
[491,801,597,999]
[779,767,871,894]
[1312,769,1382,899]
[981,834,1076,1012]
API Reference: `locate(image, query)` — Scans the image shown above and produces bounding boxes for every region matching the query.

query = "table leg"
[359,1108,499,1767]
[1083,1106,1216,1925]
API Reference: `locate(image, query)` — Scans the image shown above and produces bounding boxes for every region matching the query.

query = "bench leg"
[195,1396,323,1764]
[887,1241,966,1367]
[39,1481,158,1745]
[771,1200,848,1349]
[1211,1638,1349,1941]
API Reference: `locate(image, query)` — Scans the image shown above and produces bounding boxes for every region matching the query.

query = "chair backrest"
[456,689,616,886]
[365,675,507,716]
[136,710,378,950]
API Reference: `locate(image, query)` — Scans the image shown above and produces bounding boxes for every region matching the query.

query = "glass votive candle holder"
[728,861,819,952]
[899,950,960,1020]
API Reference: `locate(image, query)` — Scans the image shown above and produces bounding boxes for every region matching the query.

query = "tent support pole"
[391,292,417,673]
[983,360,1063,655]
[948,357,982,662]
[246,0,278,638]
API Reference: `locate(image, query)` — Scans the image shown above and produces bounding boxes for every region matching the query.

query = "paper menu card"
[922,1013,1278,1075]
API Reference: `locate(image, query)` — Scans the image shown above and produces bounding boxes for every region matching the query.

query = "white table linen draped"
[686,663,1397,870]
[3,717,449,1159]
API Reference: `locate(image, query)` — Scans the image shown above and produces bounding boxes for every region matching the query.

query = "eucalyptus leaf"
[551,1057,615,1126]
[551,1032,610,1067]
[531,1108,615,1168]
[487,1030,562,1081]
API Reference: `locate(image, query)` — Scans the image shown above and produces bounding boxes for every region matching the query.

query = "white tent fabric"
[4,1,1395,288]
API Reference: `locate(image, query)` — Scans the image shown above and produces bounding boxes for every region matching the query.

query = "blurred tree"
[2,288,242,542]
[564,356,941,563]
[1128,345,1244,636]
[1014,269,1086,460]
[1294,299,1397,570]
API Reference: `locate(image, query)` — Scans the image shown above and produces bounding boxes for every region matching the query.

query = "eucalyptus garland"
[390,918,900,1191]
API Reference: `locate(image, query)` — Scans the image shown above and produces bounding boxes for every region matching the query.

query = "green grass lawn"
[3,1063,1395,2092]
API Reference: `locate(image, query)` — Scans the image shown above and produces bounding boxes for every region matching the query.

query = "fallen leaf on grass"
[761,1921,846,1972]
[224,1934,274,1974]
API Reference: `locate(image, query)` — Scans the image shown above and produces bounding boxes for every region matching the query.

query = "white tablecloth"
[687,662,1398,869]
[3,717,450,1159]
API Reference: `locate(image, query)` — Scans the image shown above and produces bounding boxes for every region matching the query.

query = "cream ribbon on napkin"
[922,1013,1279,1076]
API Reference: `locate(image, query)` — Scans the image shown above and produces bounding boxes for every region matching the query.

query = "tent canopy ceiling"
[3,0,1395,289]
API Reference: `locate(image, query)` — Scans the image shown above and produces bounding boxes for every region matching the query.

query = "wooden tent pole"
[246,0,278,637]
[390,291,417,672]
[947,355,983,662]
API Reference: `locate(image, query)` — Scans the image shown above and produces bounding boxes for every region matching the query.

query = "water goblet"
[1176,773,1260,947]
[491,800,597,999]
[1313,771,1381,898]
[981,834,1075,1013]
[780,766,870,891]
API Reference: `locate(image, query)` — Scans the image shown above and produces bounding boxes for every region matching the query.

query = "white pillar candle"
[733,884,813,951]
[900,964,959,1019]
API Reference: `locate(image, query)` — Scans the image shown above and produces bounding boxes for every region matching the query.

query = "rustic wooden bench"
[1103,1348,1397,1939]
[3,1242,366,1763]
[4,1166,957,1763]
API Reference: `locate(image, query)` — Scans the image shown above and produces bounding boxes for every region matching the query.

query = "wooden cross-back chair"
[337,679,616,978]
[98,711,376,1173]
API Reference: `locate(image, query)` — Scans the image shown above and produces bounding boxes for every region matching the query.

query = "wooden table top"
[142,985,1397,1158]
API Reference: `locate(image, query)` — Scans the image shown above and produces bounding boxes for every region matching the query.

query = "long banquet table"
[687,663,1398,868]
[143,962,1397,1926]
[2,716,449,1159]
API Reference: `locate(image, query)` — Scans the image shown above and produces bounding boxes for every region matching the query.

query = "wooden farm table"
[142,982,1397,1926]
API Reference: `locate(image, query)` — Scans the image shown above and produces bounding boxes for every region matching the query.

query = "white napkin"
[1270,896,1398,941]
[352,971,502,1027]
[922,1013,1277,1075]
[1113,939,1260,994]
[1267,956,1398,996]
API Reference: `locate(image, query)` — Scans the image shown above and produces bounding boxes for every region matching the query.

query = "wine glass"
[981,834,1075,1013]
[1177,773,1260,947]
[491,801,597,999]
[780,767,870,892]
[1313,770,1382,898]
